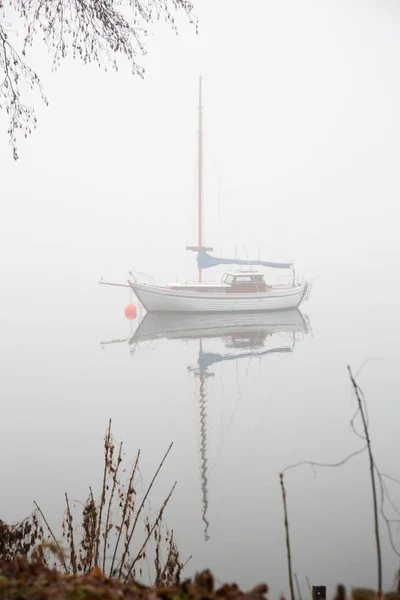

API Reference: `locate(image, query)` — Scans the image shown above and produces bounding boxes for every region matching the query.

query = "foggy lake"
[2,257,399,597]
[2,0,400,598]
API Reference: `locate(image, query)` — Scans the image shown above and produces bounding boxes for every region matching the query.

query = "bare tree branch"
[280,473,295,600]
[282,445,367,475]
[0,0,196,158]
[348,365,382,596]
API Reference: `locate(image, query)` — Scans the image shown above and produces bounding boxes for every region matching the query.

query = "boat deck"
[168,281,229,289]
[168,281,273,294]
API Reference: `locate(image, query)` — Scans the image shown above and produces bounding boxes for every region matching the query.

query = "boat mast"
[198,75,204,282]
[186,75,212,279]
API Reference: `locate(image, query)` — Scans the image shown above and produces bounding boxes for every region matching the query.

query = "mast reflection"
[101,309,312,542]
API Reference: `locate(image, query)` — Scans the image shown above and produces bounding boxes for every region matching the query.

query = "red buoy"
[124,304,137,320]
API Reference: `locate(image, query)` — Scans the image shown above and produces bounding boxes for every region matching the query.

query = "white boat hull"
[128,281,308,313]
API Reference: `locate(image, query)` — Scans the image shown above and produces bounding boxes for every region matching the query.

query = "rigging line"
[213,382,242,469]
[219,362,224,443]
[203,140,223,255]
[191,132,198,247]
[245,354,253,376]
[213,358,243,467]
[235,356,242,400]
[243,245,260,292]
[204,143,261,256]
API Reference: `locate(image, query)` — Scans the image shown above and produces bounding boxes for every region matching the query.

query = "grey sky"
[2,0,400,284]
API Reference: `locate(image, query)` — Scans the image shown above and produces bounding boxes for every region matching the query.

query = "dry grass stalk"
[103,440,124,572]
[33,501,68,573]
[1,423,179,583]
[124,481,177,583]
[109,448,140,577]
[62,429,175,579]
[348,366,382,595]
[95,418,113,567]
[280,473,295,600]
[294,574,302,600]
[64,493,78,574]
[79,487,97,573]
[0,512,44,563]
[154,529,183,587]
[117,442,174,578]
[306,577,312,595]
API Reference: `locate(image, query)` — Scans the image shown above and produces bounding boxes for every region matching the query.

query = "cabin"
[222,271,268,292]
[168,270,269,294]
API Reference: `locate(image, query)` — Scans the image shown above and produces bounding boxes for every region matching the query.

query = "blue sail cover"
[197,251,292,270]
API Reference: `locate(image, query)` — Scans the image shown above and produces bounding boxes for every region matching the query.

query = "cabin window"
[223,273,265,285]
[232,275,265,284]
[233,276,256,283]
[223,274,235,284]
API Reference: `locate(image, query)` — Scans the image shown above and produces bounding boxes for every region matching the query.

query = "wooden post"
[312,586,326,600]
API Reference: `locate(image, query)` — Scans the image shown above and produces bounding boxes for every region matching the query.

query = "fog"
[1,0,400,597]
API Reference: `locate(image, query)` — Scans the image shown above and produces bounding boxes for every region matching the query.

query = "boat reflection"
[130,309,311,541]
[129,309,311,376]
[101,309,312,542]
[128,309,310,348]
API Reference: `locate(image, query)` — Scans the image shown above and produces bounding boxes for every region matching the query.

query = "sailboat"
[128,76,311,313]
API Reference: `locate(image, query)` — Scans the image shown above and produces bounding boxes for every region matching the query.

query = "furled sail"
[197,251,292,270]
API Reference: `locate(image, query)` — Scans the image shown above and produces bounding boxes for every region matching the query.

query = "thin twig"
[295,573,302,600]
[95,418,112,567]
[283,445,367,474]
[123,481,177,583]
[159,529,176,584]
[65,493,77,574]
[348,365,382,595]
[280,473,295,600]
[82,487,97,572]
[103,441,124,572]
[33,501,68,573]
[118,442,173,577]
[109,448,140,577]
[182,554,193,570]
[306,577,312,595]
[381,473,400,486]
[376,467,400,558]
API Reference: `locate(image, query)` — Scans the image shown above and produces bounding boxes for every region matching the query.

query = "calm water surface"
[1,263,400,597]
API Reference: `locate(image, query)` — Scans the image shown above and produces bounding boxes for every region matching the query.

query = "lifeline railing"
[304,278,314,301]
[128,270,159,286]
